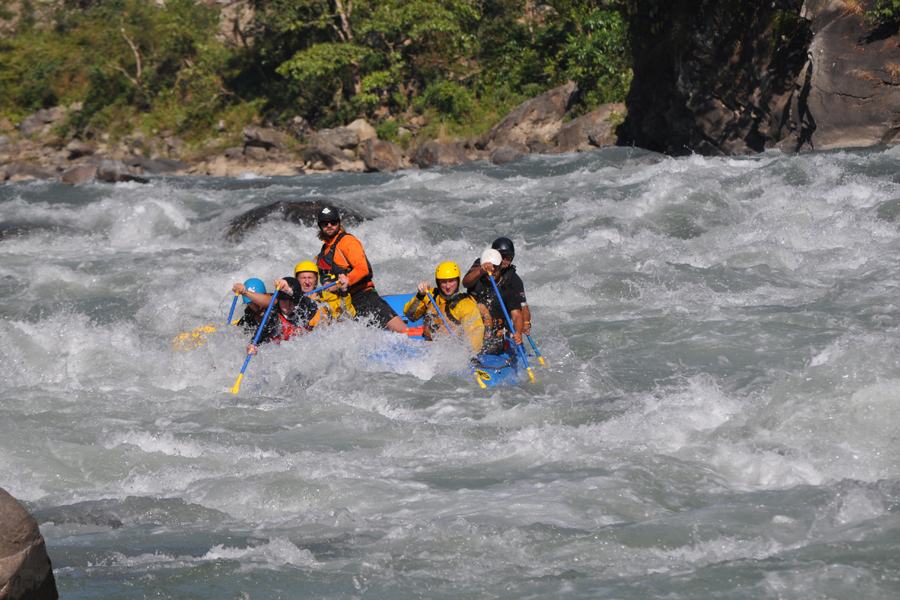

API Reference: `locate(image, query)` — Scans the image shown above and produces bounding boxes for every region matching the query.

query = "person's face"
[500,253,513,269]
[249,301,265,312]
[319,219,341,238]
[297,272,317,293]
[278,298,296,314]
[438,278,458,296]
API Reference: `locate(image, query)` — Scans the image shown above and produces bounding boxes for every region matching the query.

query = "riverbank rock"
[618,0,900,155]
[59,164,98,185]
[4,163,57,182]
[242,126,285,151]
[363,139,406,172]
[477,81,579,152]
[225,200,369,242]
[412,141,472,169]
[0,487,58,600]
[555,102,625,153]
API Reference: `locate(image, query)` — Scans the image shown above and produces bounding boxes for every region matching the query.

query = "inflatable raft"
[382,293,525,387]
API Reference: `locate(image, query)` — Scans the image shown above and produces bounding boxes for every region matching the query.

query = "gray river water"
[2,146,900,599]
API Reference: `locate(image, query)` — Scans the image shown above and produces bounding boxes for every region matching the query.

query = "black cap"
[317,205,341,223]
[491,237,515,256]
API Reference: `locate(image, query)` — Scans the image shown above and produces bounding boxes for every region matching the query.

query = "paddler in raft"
[314,205,407,333]
[241,277,316,354]
[404,261,484,353]
[293,260,355,327]
[231,278,268,334]
[462,238,529,355]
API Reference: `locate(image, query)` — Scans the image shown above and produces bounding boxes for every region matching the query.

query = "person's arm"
[233,282,272,307]
[522,303,531,336]
[462,261,494,288]
[404,282,430,320]
[510,308,524,346]
[336,236,370,287]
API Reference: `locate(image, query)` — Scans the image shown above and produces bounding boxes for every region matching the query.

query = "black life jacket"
[316,231,374,294]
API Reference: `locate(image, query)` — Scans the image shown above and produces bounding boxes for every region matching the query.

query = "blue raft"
[381,293,525,387]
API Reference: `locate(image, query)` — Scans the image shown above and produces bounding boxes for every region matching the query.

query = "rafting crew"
[315,205,407,333]
[404,262,484,353]
[293,260,356,327]
[462,237,529,355]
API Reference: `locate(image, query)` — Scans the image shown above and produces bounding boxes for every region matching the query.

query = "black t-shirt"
[465,260,527,322]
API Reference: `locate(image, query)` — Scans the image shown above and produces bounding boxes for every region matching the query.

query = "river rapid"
[2,147,900,599]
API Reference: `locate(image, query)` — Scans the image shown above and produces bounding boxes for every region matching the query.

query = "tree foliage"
[0,0,633,141]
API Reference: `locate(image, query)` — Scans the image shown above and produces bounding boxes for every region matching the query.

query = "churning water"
[3,146,900,599]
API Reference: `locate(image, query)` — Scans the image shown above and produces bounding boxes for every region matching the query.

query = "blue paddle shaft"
[487,274,532,370]
[227,293,239,324]
[239,289,280,376]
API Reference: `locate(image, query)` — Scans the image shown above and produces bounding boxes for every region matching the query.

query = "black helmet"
[277,277,303,302]
[491,237,515,257]
[317,205,341,224]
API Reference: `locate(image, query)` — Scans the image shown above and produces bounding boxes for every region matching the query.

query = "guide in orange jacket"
[314,205,407,332]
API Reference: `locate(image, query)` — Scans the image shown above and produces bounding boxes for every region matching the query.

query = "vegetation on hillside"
[0,0,631,145]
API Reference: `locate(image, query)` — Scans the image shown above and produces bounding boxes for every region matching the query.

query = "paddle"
[487,273,535,383]
[526,334,546,366]
[229,289,279,394]
[227,292,239,324]
[424,290,488,389]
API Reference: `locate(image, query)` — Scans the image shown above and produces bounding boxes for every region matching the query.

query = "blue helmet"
[243,278,266,303]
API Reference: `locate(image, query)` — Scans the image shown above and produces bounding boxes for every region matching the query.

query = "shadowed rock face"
[618,0,814,156]
[225,200,369,242]
[0,487,58,600]
[618,0,900,155]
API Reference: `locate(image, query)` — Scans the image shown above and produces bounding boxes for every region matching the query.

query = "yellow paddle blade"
[526,366,536,383]
[476,373,487,388]
[537,357,547,367]
[229,373,244,394]
[172,325,217,352]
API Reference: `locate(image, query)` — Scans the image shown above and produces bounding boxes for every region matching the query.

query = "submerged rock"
[0,487,58,600]
[225,200,369,242]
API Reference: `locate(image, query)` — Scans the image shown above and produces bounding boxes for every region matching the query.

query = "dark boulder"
[0,487,58,600]
[225,200,369,242]
[363,139,405,172]
[412,141,472,169]
[477,82,579,152]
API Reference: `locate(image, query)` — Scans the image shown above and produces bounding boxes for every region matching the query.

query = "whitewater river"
[3,146,900,599]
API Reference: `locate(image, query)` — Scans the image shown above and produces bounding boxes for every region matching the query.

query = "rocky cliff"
[618,0,900,155]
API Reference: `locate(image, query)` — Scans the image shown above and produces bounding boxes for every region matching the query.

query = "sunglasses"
[319,219,340,227]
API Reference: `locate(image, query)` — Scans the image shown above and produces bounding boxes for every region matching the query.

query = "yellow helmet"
[435,261,460,281]
[294,261,318,276]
